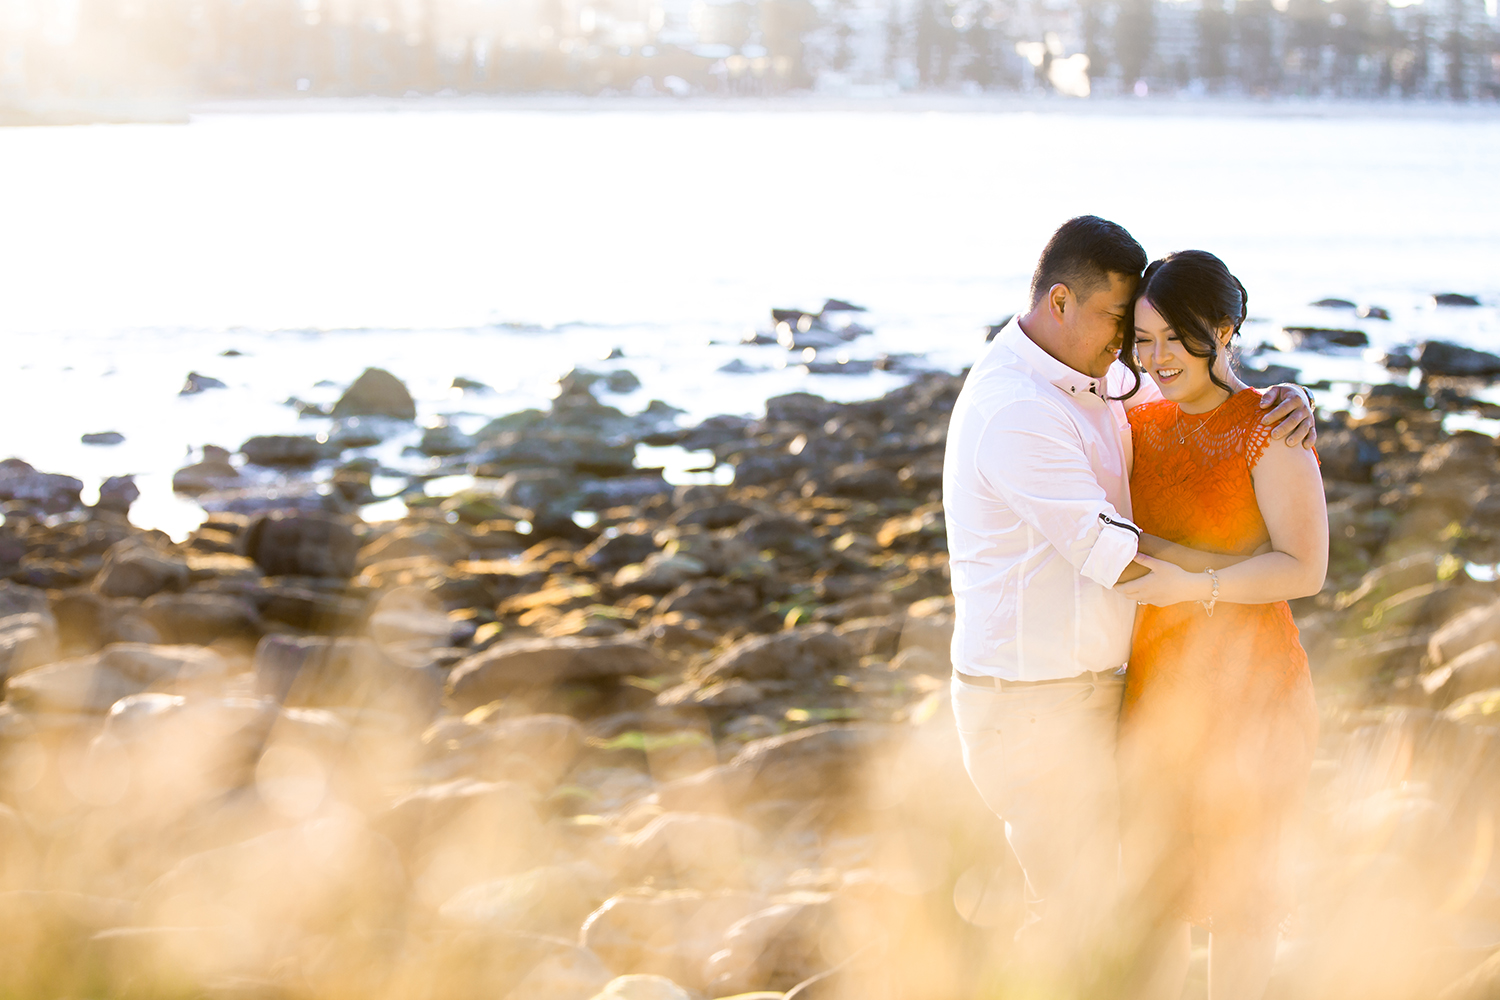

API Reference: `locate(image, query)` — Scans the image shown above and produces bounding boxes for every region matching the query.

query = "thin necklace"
[1174,392,1232,445]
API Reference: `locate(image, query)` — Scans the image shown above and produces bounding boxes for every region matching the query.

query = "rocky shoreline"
[0,337,1498,999]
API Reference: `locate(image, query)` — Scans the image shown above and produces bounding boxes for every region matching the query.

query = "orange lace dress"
[1120,387,1318,931]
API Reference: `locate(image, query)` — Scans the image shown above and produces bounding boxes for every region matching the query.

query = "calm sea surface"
[1,99,1498,535]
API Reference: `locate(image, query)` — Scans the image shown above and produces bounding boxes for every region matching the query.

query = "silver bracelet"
[1201,568,1219,618]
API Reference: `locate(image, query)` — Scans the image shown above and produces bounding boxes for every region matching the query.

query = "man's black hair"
[1028,216,1148,307]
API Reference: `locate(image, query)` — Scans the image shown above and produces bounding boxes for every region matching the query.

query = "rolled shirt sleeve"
[977,400,1141,589]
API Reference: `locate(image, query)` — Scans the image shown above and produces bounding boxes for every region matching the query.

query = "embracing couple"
[944,217,1328,1000]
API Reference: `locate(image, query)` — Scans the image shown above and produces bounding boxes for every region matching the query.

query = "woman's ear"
[1218,320,1236,348]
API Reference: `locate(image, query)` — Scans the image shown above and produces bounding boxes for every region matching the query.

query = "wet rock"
[419,423,476,457]
[1417,340,1500,378]
[1315,428,1382,483]
[93,536,189,599]
[580,890,766,988]
[330,367,416,421]
[257,583,367,632]
[657,580,761,620]
[81,432,124,446]
[1357,383,1429,413]
[1358,305,1392,320]
[5,642,229,713]
[1428,601,1500,666]
[738,514,821,559]
[171,446,240,494]
[1432,293,1482,307]
[590,975,692,1000]
[578,474,672,511]
[1281,327,1368,349]
[0,459,83,515]
[179,371,226,395]
[701,625,856,684]
[239,435,330,468]
[447,635,664,711]
[657,677,764,709]
[452,376,490,392]
[359,522,470,568]
[476,429,638,479]
[253,634,443,717]
[677,415,753,452]
[1311,298,1357,309]
[242,511,359,579]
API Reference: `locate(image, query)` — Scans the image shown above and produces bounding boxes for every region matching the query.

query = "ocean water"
[1,99,1498,537]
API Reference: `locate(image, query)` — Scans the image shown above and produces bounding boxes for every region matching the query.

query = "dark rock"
[580,531,660,573]
[179,372,226,395]
[1316,429,1381,483]
[95,475,139,514]
[738,514,822,559]
[765,392,835,425]
[1356,383,1429,412]
[1433,293,1481,307]
[1282,327,1369,349]
[239,435,329,468]
[141,592,261,645]
[452,376,490,392]
[803,359,877,375]
[257,584,367,631]
[820,298,866,313]
[242,511,359,578]
[1239,363,1301,389]
[1358,305,1392,320]
[1418,341,1500,378]
[603,370,642,394]
[1381,348,1417,370]
[814,463,902,500]
[718,359,768,375]
[678,415,753,452]
[253,634,442,715]
[0,459,83,515]
[1310,298,1356,309]
[577,474,671,511]
[446,635,665,711]
[93,536,189,599]
[81,432,124,446]
[658,580,761,619]
[700,625,856,684]
[671,502,759,530]
[475,431,637,479]
[330,367,416,420]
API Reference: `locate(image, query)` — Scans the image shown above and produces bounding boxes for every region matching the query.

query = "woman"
[1113,251,1328,1000]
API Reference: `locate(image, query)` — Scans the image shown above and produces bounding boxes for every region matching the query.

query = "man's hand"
[1114,553,1212,607]
[1260,384,1317,449]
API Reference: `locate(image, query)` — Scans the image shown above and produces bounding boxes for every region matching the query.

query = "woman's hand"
[1114,553,1211,607]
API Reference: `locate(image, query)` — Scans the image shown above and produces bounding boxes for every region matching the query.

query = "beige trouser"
[951,671,1126,987]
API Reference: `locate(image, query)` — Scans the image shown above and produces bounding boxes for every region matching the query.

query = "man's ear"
[1048,283,1070,321]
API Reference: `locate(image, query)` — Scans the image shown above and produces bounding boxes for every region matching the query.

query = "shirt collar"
[997,314,1106,401]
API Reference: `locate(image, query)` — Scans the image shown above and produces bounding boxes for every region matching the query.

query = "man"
[943,216,1315,991]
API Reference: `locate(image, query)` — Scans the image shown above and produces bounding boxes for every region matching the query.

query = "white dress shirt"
[944,315,1162,681]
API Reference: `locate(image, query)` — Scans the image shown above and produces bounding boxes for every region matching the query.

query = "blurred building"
[0,0,1494,102]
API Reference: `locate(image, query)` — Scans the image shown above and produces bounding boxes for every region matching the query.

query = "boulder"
[5,643,229,713]
[0,612,59,682]
[420,424,476,456]
[140,592,261,645]
[1422,642,1500,706]
[613,554,706,594]
[446,635,665,711]
[728,723,893,802]
[1433,293,1482,307]
[95,475,140,514]
[0,459,82,515]
[1281,327,1368,349]
[1418,340,1500,378]
[179,371,226,394]
[580,890,767,988]
[1428,602,1500,666]
[590,975,692,1000]
[624,812,763,886]
[439,863,606,937]
[252,634,442,718]
[358,522,470,568]
[700,625,856,684]
[330,367,416,420]
[242,511,359,578]
[239,435,329,468]
[581,531,660,573]
[1315,428,1381,483]
[92,536,189,600]
[171,446,240,494]
[81,431,125,446]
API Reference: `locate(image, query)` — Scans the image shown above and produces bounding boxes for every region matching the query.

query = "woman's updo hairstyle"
[1127,250,1249,397]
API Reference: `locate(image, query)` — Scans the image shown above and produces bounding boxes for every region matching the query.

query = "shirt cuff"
[1079,514,1141,588]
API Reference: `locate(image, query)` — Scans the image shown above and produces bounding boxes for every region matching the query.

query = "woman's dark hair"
[1124,250,1249,397]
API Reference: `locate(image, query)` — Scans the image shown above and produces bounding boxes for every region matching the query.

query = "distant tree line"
[0,0,1494,101]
